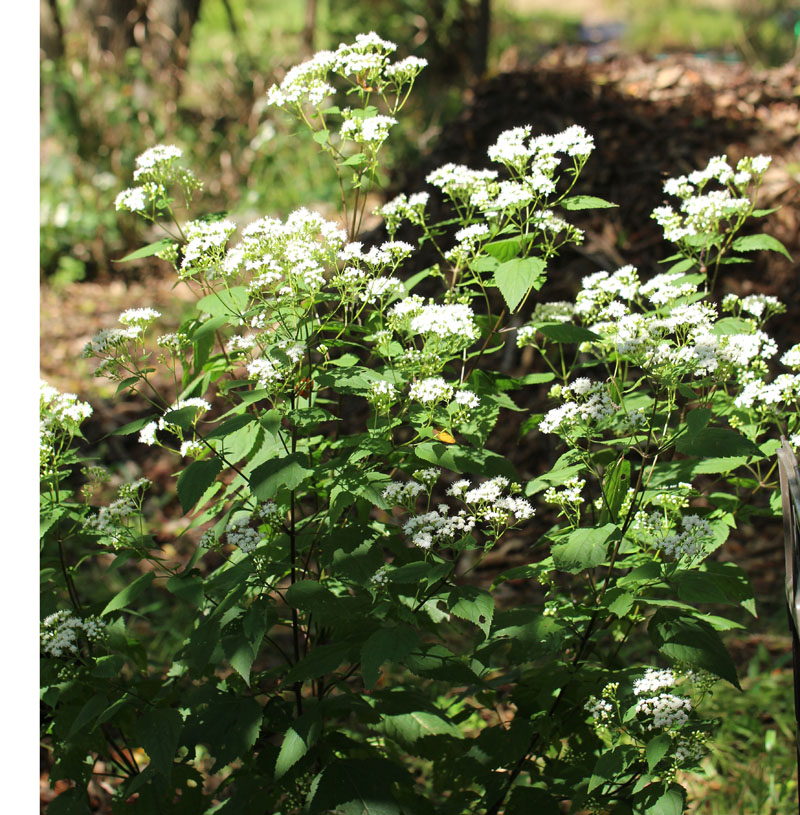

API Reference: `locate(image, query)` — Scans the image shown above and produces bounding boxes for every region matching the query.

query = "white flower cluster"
[226,515,265,554]
[448,475,535,525]
[115,186,147,212]
[584,695,614,725]
[116,144,201,213]
[445,223,491,264]
[782,344,800,371]
[138,399,211,447]
[653,154,768,243]
[266,33,426,109]
[425,163,499,208]
[539,379,618,436]
[40,380,93,431]
[84,478,151,547]
[157,332,190,352]
[83,325,142,357]
[388,298,479,356]
[382,472,533,549]
[633,668,676,696]
[635,692,692,731]
[409,377,453,404]
[224,208,346,298]
[722,292,785,321]
[134,144,183,175]
[340,113,397,146]
[180,219,237,279]
[376,191,429,236]
[543,477,585,507]
[735,371,800,410]
[119,307,161,328]
[632,510,713,560]
[382,478,427,508]
[41,610,105,658]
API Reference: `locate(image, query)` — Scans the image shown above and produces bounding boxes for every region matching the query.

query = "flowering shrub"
[41,33,797,814]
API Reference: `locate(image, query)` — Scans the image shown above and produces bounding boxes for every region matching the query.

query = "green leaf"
[67,693,108,738]
[646,734,671,772]
[101,571,155,616]
[589,745,636,791]
[600,458,630,525]
[674,562,755,615]
[308,758,406,815]
[275,707,322,780]
[645,784,686,815]
[484,236,522,262]
[177,459,223,514]
[447,586,494,636]
[536,323,600,343]
[551,523,617,574]
[284,641,353,683]
[115,239,174,263]
[361,625,420,688]
[251,453,313,500]
[710,317,753,336]
[381,711,463,746]
[675,427,759,458]
[313,128,331,144]
[196,286,249,318]
[45,787,92,815]
[414,441,517,479]
[649,609,740,687]
[493,257,546,312]
[561,195,618,210]
[731,233,792,260]
[506,786,560,815]
[182,695,263,770]
[135,708,182,779]
[111,415,158,436]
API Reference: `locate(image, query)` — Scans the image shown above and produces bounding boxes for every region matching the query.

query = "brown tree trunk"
[40,0,65,61]
[145,0,202,73]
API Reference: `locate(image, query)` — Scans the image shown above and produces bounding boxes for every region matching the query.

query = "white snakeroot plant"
[42,35,796,815]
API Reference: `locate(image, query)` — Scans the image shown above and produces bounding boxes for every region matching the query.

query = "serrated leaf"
[561,195,618,210]
[135,708,182,779]
[649,609,740,687]
[101,571,155,616]
[484,236,522,262]
[284,641,353,683]
[111,415,158,436]
[493,257,546,312]
[447,586,494,636]
[312,128,330,144]
[551,523,617,573]
[536,323,600,343]
[646,734,671,771]
[308,758,406,815]
[381,711,463,745]
[177,459,223,513]
[645,784,686,815]
[250,453,313,500]
[361,625,420,688]
[413,441,517,479]
[274,707,322,780]
[731,233,791,260]
[675,427,759,458]
[67,693,109,738]
[182,695,263,770]
[115,239,174,263]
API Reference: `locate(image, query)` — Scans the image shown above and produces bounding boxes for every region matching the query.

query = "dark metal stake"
[777,437,800,815]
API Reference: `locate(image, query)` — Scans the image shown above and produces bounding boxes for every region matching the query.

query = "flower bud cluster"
[41,610,105,658]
